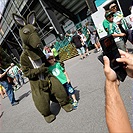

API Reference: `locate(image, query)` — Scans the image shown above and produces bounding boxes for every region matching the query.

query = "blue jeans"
[15,73,24,86]
[0,81,16,104]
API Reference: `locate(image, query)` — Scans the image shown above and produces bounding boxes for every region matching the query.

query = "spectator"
[10,63,25,87]
[71,31,86,60]
[129,6,133,28]
[51,43,60,61]
[104,10,127,51]
[78,30,90,56]
[87,24,101,52]
[109,3,129,31]
[0,64,19,106]
[46,53,78,109]
[103,49,133,132]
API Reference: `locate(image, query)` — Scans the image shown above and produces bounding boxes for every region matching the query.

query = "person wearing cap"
[46,53,78,109]
[104,10,127,51]
[109,3,129,31]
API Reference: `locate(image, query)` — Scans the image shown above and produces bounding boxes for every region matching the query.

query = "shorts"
[83,42,88,48]
[76,47,85,55]
[116,40,126,51]
[63,82,75,96]
[0,85,5,92]
[90,35,99,45]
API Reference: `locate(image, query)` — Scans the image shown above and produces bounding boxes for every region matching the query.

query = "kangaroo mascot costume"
[12,11,73,123]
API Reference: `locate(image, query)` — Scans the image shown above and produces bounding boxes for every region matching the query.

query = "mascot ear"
[12,13,26,27]
[27,11,36,25]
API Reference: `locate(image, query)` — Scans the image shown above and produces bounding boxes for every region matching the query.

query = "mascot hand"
[38,63,48,73]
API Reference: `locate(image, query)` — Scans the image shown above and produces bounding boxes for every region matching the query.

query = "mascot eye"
[23,28,30,34]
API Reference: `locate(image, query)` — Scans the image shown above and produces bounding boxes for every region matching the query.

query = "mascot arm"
[20,54,48,79]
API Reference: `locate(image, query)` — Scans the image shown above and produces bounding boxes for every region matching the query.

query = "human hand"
[116,49,133,78]
[116,21,121,25]
[38,63,48,73]
[103,56,117,82]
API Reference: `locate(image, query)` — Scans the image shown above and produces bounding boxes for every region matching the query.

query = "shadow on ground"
[18,90,31,101]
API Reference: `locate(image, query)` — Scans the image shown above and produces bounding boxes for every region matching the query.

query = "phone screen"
[99,35,127,82]
[100,35,122,70]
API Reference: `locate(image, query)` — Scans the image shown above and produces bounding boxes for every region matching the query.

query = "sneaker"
[97,49,100,52]
[72,101,78,109]
[12,101,19,106]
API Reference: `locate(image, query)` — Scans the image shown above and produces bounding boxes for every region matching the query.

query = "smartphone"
[98,34,127,82]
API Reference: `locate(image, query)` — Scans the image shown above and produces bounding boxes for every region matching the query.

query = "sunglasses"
[111,6,117,9]
[48,57,54,60]
[107,15,113,19]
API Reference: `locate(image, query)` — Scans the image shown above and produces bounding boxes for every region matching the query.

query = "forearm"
[105,79,132,133]
[112,33,124,37]
[0,67,10,78]
[64,71,69,81]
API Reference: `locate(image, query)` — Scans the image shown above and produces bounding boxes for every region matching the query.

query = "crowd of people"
[1,1,133,132]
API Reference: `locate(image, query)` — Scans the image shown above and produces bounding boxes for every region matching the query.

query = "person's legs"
[65,82,78,109]
[116,40,126,52]
[77,48,83,59]
[80,47,86,58]
[18,73,25,84]
[15,74,21,86]
[1,81,16,105]
[50,77,73,112]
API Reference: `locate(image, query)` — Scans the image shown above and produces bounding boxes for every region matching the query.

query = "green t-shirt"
[51,48,58,57]
[48,62,67,84]
[102,19,110,31]
[107,22,122,42]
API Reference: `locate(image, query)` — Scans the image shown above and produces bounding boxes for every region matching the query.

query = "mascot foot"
[44,114,56,123]
[62,103,73,112]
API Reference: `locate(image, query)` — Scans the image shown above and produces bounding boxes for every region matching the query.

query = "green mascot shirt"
[48,62,67,84]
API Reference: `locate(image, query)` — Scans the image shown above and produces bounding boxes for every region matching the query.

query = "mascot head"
[12,11,41,49]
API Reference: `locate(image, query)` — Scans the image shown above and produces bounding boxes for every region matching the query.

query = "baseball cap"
[109,3,117,9]
[45,53,54,59]
[105,10,114,18]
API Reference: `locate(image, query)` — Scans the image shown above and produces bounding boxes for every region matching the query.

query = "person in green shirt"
[109,3,129,31]
[104,10,127,51]
[46,53,78,109]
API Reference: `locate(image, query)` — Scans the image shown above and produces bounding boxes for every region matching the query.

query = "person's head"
[105,10,114,22]
[78,30,82,35]
[109,3,117,13]
[46,53,55,65]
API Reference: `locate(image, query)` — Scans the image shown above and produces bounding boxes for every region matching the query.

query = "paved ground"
[0,43,133,133]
